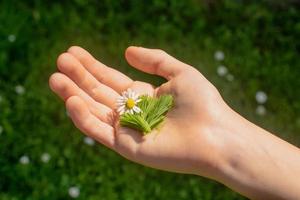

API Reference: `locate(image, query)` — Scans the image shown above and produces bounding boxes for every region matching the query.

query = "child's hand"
[50,46,300,199]
[49,46,228,178]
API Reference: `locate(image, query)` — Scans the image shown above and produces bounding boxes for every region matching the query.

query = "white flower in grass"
[214,50,225,61]
[226,74,234,82]
[15,85,25,95]
[19,155,30,165]
[84,137,95,146]
[41,153,51,163]
[256,105,266,116]
[116,88,142,115]
[8,34,16,43]
[255,91,268,104]
[217,65,228,77]
[68,186,80,198]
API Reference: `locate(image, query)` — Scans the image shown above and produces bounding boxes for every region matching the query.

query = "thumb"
[125,46,190,80]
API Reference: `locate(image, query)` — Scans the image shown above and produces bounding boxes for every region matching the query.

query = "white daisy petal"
[128,92,133,99]
[117,97,125,102]
[133,106,141,113]
[136,98,142,103]
[116,102,125,106]
[117,105,125,112]
[130,109,134,114]
[117,97,124,101]
[120,110,125,115]
[133,94,139,100]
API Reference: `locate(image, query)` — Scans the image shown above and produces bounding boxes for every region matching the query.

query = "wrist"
[192,106,243,180]
[209,109,266,198]
[211,107,300,199]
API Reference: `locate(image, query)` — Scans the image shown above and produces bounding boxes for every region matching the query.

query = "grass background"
[0,0,299,199]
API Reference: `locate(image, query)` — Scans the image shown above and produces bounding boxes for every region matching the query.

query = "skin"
[49,46,300,200]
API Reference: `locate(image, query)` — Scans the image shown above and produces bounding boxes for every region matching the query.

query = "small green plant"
[120,95,174,134]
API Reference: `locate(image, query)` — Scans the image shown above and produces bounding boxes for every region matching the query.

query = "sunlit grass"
[0,0,299,199]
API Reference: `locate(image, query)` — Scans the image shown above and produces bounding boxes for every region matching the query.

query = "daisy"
[255,91,268,104]
[83,136,95,146]
[19,155,30,165]
[41,152,51,163]
[226,74,234,82]
[8,34,16,43]
[116,88,142,115]
[214,50,225,61]
[256,105,267,116]
[217,65,228,77]
[15,85,25,95]
[68,186,80,198]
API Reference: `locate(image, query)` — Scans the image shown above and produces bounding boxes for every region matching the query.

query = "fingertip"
[125,45,148,58]
[67,45,84,54]
[49,73,57,91]
[49,73,79,101]
[57,52,83,76]
[125,46,138,61]
[49,72,65,92]
[57,52,72,70]
[125,46,149,71]
[67,46,83,61]
[67,45,93,60]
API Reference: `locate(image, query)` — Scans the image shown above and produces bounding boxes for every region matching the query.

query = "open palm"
[49,46,227,177]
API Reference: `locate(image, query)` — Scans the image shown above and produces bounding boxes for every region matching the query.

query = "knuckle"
[155,49,167,56]
[155,49,169,62]
[153,49,168,74]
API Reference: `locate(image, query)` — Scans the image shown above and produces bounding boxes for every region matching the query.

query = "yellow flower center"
[126,98,135,109]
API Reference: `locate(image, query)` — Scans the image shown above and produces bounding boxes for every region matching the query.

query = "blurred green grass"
[0,0,299,199]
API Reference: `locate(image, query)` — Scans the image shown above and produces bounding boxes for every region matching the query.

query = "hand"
[49,46,300,199]
[49,46,229,178]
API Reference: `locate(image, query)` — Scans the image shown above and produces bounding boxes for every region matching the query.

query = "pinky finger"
[66,96,115,149]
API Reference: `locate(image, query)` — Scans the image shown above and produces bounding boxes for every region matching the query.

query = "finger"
[57,52,120,108]
[66,96,115,149]
[125,46,190,80]
[49,72,114,125]
[67,46,133,93]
